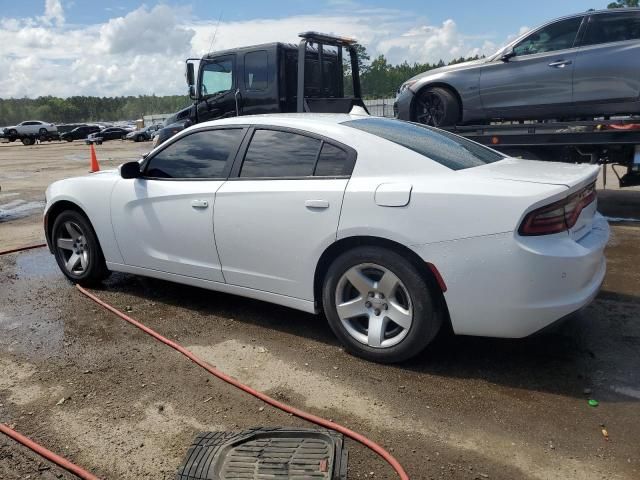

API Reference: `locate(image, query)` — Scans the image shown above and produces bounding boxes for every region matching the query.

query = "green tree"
[607,0,639,7]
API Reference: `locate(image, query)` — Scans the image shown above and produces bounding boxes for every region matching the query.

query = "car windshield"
[342,117,505,170]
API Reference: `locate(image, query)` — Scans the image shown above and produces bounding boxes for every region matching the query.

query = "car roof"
[190,113,366,131]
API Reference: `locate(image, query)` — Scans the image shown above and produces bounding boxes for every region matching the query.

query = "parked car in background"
[86,127,131,144]
[3,120,58,139]
[395,8,640,126]
[126,124,162,142]
[44,114,608,363]
[60,125,101,142]
[151,120,192,148]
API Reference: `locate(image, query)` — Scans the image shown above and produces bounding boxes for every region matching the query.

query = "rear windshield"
[342,117,504,170]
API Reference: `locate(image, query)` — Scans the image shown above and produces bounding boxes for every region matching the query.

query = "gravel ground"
[1,140,639,479]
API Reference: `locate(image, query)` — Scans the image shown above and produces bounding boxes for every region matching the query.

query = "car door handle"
[548,60,572,68]
[305,199,329,209]
[191,199,209,209]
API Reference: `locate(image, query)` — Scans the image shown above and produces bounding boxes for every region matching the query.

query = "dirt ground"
[0,139,639,480]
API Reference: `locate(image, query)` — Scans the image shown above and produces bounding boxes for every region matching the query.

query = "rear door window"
[343,117,504,170]
[240,129,321,178]
[582,12,640,46]
[145,129,243,179]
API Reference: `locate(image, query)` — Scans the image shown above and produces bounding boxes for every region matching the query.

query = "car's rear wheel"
[136,135,143,142]
[414,87,460,127]
[52,210,110,285]
[322,246,442,363]
[39,128,48,136]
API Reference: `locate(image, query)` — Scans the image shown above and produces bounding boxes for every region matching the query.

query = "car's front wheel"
[322,246,442,363]
[414,86,460,127]
[52,210,110,285]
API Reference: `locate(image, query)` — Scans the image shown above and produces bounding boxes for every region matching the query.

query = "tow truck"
[443,118,640,188]
[154,31,367,145]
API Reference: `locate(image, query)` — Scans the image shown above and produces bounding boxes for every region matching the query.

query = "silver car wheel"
[56,221,90,275]
[335,263,413,348]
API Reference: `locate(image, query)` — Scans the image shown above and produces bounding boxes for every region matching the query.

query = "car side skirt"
[105,262,318,314]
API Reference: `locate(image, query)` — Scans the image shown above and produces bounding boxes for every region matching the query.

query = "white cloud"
[0,3,522,98]
[98,5,194,56]
[41,0,65,27]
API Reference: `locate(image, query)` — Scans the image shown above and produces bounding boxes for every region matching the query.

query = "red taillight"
[519,183,596,236]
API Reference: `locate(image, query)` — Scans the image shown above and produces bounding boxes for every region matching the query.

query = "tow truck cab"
[184,31,367,124]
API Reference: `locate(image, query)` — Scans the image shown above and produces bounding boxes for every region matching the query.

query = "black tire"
[414,86,460,127]
[39,128,48,136]
[21,137,34,146]
[136,135,143,142]
[51,210,110,286]
[322,246,443,363]
[121,134,127,140]
[65,138,73,142]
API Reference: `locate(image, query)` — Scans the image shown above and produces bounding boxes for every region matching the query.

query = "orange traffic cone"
[89,143,100,172]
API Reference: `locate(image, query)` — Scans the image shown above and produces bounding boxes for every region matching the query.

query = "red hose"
[0,423,100,480]
[0,243,46,255]
[76,284,410,480]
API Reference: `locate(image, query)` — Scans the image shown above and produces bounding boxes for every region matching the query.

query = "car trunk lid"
[470,158,600,240]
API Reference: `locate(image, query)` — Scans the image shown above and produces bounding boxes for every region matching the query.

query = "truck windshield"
[201,59,233,96]
[342,117,505,170]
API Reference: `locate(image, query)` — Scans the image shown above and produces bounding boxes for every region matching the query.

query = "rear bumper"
[411,213,610,338]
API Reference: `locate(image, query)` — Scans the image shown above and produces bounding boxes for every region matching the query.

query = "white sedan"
[44,114,609,362]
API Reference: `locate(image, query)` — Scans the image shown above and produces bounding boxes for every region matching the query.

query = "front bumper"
[393,90,415,120]
[411,214,610,338]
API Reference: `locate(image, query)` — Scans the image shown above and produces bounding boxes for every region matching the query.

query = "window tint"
[244,51,269,90]
[513,17,582,56]
[240,130,321,178]
[314,143,349,176]
[582,13,640,46]
[145,129,242,179]
[201,58,234,96]
[342,118,504,171]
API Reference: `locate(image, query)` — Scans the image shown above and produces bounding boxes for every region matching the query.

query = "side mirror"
[120,161,141,179]
[500,48,515,62]
[186,62,195,87]
[188,84,196,100]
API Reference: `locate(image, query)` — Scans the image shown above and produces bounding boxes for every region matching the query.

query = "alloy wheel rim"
[56,221,90,275]
[335,263,413,348]
[416,92,445,126]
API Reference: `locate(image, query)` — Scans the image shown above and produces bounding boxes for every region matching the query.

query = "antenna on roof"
[207,12,223,54]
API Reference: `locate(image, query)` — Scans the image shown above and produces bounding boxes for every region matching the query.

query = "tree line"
[0,95,190,126]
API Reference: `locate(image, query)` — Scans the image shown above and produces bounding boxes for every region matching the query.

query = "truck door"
[196,55,238,122]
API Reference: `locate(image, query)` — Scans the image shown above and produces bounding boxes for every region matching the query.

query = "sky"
[0,0,604,98]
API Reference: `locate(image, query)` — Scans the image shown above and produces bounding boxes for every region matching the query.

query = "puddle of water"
[15,248,59,279]
[0,249,65,358]
[0,199,44,222]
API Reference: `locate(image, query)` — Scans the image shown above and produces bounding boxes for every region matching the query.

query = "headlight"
[398,79,418,95]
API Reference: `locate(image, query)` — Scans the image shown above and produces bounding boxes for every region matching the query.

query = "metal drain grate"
[176,427,348,480]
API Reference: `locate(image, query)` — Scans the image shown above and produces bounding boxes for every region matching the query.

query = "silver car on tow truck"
[394,8,640,127]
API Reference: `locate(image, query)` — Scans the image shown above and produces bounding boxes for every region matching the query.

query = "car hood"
[467,158,600,190]
[407,58,488,84]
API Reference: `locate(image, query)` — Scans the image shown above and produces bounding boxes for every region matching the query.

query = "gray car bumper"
[393,91,414,121]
